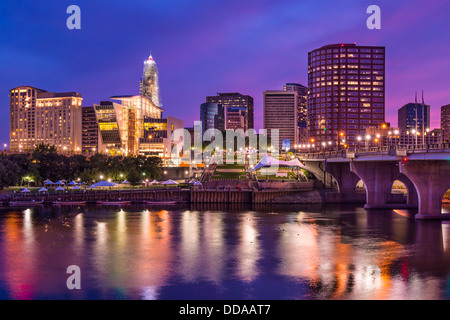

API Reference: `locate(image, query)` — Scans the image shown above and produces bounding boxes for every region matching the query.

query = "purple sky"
[1,0,450,145]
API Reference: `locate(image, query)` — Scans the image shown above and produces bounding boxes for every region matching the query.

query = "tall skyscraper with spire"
[140,52,162,108]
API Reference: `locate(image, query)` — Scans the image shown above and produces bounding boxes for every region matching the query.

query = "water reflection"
[1,204,450,299]
[236,212,260,282]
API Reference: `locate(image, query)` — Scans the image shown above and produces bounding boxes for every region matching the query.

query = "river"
[1,203,450,300]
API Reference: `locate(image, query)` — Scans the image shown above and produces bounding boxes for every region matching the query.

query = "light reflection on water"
[0,203,450,300]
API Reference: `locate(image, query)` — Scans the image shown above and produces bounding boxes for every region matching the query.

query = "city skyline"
[2,0,450,146]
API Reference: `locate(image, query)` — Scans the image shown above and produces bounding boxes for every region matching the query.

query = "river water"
[0,203,450,300]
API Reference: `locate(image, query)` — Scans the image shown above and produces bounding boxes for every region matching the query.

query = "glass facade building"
[206,93,254,131]
[398,102,430,134]
[200,102,225,136]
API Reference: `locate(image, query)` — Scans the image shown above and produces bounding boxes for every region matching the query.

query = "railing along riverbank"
[2,182,316,205]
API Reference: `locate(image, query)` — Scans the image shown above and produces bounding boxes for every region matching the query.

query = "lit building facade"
[206,93,254,131]
[307,43,385,148]
[360,123,441,149]
[81,106,99,154]
[284,83,307,143]
[139,115,184,166]
[442,104,450,142]
[398,102,430,134]
[263,90,298,151]
[9,86,82,153]
[93,101,125,155]
[200,102,225,135]
[140,53,162,108]
[100,95,163,155]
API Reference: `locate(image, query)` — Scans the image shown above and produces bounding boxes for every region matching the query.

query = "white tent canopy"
[161,179,179,185]
[55,186,64,191]
[38,187,48,192]
[246,154,310,172]
[93,180,117,187]
[44,180,54,185]
[21,188,31,193]
[67,180,77,186]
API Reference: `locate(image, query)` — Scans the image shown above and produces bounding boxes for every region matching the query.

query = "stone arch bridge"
[297,143,450,220]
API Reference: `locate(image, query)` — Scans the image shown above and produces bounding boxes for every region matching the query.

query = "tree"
[0,158,21,189]
[126,168,142,187]
[32,143,58,157]
[80,168,99,184]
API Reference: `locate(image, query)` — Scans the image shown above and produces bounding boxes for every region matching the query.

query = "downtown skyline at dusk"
[3,0,450,304]
[1,0,450,145]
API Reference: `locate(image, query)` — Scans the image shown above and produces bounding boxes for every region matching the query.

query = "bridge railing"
[296,143,450,159]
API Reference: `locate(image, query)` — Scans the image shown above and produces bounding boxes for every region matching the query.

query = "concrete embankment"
[270,190,325,204]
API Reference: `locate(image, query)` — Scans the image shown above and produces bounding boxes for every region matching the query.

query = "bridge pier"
[304,160,335,188]
[400,160,450,220]
[350,161,417,209]
[324,162,365,203]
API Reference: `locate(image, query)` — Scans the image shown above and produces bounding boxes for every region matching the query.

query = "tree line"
[0,144,162,189]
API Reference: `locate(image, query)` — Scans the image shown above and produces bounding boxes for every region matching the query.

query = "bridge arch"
[442,189,450,214]
[356,179,366,192]
[386,174,418,206]
[350,161,418,209]
[399,160,450,219]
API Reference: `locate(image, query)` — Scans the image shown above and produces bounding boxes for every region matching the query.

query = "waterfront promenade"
[0,181,318,205]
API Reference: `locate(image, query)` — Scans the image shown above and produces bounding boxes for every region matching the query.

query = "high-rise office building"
[263,90,298,151]
[200,102,225,136]
[9,86,82,153]
[441,104,450,142]
[307,43,385,147]
[284,83,307,143]
[398,102,430,134]
[81,106,99,154]
[140,53,162,108]
[93,101,127,155]
[139,115,184,165]
[94,95,163,156]
[206,93,254,131]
